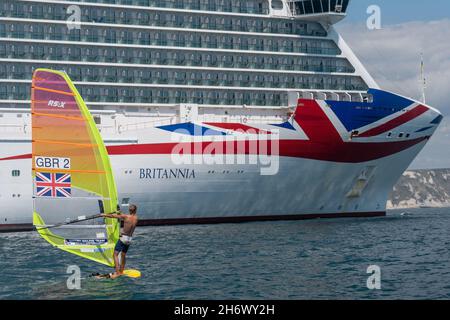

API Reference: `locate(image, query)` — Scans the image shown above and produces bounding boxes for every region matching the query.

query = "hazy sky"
[344,0,450,24]
[335,1,450,169]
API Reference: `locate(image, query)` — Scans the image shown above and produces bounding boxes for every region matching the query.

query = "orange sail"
[31,68,119,267]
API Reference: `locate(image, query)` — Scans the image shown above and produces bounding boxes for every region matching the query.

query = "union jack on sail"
[35,172,71,198]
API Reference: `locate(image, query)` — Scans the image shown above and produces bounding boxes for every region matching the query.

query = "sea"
[1,208,450,300]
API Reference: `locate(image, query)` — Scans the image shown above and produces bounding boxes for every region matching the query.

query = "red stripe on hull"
[105,137,428,163]
[204,122,271,134]
[279,137,428,162]
[359,105,429,137]
[0,211,386,232]
[0,154,32,161]
[0,138,429,164]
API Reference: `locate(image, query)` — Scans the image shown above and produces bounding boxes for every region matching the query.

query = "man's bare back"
[122,214,138,237]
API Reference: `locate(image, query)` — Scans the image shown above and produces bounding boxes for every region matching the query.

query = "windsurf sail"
[31,68,119,267]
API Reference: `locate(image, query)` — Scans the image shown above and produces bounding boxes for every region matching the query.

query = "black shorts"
[114,239,130,253]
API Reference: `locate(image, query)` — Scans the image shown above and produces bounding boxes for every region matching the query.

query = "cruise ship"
[0,0,443,231]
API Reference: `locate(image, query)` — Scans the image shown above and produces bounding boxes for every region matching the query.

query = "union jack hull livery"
[0,89,443,231]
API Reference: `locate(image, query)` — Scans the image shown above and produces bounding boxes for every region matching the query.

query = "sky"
[343,0,450,24]
[334,0,450,169]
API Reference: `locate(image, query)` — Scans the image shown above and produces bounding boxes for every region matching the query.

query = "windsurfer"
[101,204,138,279]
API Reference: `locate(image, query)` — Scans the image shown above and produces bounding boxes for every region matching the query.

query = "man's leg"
[120,252,126,274]
[113,251,120,275]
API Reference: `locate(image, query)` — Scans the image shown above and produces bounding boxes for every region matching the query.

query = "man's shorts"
[114,239,130,253]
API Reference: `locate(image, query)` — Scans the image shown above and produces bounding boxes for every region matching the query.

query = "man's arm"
[101,213,127,220]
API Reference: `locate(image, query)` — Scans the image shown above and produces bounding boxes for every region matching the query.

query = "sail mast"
[420,52,427,104]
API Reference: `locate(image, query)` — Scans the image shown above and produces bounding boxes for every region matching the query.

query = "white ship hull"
[0,89,442,231]
[0,142,426,229]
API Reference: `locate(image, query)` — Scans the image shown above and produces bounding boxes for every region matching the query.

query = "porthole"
[11,170,20,177]
[351,130,359,138]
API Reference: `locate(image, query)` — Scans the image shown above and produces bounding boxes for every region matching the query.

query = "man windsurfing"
[101,204,138,279]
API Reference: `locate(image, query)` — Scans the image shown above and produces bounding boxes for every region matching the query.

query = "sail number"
[35,156,71,169]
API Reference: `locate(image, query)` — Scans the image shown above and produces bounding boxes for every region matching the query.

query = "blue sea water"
[1,208,450,300]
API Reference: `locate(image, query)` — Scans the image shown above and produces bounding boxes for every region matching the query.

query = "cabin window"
[12,170,20,177]
[272,0,283,10]
[94,115,101,125]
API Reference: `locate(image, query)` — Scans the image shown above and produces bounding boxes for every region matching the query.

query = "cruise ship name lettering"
[139,168,195,180]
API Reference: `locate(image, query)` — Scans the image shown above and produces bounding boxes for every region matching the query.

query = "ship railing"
[287,0,349,15]
[115,116,177,133]
[0,123,29,134]
[286,0,349,25]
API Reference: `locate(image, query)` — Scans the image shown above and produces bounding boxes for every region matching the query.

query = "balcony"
[287,0,350,25]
